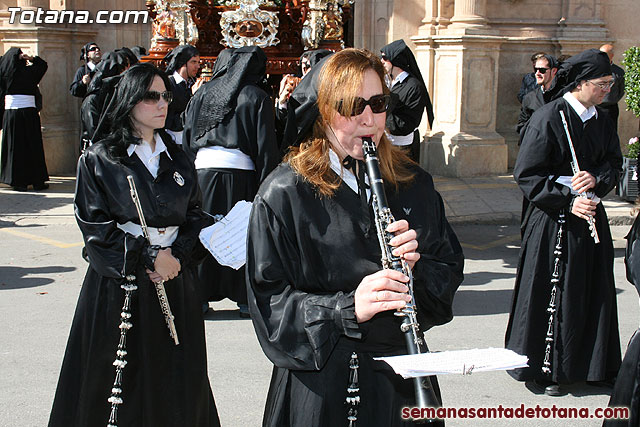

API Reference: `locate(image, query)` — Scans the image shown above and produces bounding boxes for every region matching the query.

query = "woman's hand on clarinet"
[355,270,411,323]
[150,248,181,282]
[387,219,420,270]
[571,171,596,194]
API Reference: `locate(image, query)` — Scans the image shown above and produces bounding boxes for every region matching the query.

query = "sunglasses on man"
[337,94,390,117]
[87,46,100,52]
[534,67,549,74]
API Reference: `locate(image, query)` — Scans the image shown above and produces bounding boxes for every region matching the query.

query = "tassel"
[106,276,137,427]
[345,352,360,427]
[542,212,565,375]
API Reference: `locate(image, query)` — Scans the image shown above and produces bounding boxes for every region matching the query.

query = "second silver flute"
[558,110,600,244]
[127,175,180,345]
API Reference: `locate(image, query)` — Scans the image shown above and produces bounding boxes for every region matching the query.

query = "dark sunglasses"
[87,46,100,52]
[141,90,173,104]
[534,67,549,74]
[338,94,390,117]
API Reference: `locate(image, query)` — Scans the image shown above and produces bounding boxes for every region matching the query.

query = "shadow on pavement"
[453,288,513,316]
[204,309,251,321]
[0,265,76,289]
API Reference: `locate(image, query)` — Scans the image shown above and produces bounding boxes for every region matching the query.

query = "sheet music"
[199,200,252,270]
[375,348,528,379]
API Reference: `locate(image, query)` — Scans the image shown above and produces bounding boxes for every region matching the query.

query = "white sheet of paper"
[375,348,528,379]
[199,200,252,270]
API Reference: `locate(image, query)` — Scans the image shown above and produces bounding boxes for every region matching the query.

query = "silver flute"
[127,175,180,345]
[361,138,440,418]
[558,110,600,244]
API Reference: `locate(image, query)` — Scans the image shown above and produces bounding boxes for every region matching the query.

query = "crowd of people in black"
[0,38,635,426]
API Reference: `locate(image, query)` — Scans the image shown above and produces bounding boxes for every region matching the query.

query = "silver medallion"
[173,171,185,186]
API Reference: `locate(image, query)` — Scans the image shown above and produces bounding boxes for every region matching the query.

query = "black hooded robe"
[505,97,622,384]
[604,214,640,427]
[182,47,280,306]
[381,40,434,163]
[0,50,48,188]
[48,133,220,427]
[247,162,464,426]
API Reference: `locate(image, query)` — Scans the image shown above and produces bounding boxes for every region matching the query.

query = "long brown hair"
[285,48,416,197]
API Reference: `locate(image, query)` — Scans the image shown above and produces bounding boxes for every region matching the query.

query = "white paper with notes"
[375,348,528,378]
[199,200,252,270]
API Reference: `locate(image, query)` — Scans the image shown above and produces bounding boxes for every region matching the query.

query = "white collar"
[563,92,598,123]
[172,71,185,85]
[86,61,96,72]
[391,70,409,88]
[328,149,370,195]
[126,133,173,160]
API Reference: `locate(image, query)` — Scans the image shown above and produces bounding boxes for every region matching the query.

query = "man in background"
[69,42,101,98]
[599,44,626,133]
[516,54,558,136]
[381,39,434,163]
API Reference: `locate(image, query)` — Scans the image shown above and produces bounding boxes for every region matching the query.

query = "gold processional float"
[143,0,353,82]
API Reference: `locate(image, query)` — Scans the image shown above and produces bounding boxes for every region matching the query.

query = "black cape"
[165,74,191,132]
[182,47,280,304]
[603,214,640,426]
[381,40,434,128]
[505,97,622,383]
[48,132,220,427]
[0,50,48,187]
[516,87,545,136]
[246,162,464,426]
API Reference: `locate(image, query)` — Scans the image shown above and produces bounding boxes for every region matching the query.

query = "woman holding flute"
[48,63,220,427]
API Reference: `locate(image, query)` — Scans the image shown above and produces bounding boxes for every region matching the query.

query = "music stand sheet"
[376,348,528,378]
[199,200,252,270]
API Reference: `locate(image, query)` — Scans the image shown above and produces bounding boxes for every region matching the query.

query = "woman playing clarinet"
[246,48,464,426]
[48,63,220,427]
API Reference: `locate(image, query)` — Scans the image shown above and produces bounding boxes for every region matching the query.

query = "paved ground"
[0,176,638,426]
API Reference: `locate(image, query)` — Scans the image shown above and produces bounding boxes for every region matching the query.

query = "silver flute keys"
[127,175,180,345]
[107,276,137,427]
[559,110,600,244]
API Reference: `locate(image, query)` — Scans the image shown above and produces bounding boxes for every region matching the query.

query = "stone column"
[413,33,507,176]
[557,0,609,56]
[16,0,49,8]
[449,0,486,28]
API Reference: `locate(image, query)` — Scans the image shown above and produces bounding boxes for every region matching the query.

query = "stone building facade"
[355,0,640,176]
[0,0,637,176]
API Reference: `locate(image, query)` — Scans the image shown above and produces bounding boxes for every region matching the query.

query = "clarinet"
[127,175,180,345]
[361,137,441,417]
[558,110,600,244]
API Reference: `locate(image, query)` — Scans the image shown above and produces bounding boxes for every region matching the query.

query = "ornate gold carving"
[302,0,351,49]
[219,0,280,48]
[149,0,199,49]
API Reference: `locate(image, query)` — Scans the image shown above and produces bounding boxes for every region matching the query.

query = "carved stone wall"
[0,0,150,174]
[354,0,640,176]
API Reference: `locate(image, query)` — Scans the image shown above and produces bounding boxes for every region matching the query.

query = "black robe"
[69,64,95,98]
[0,55,48,188]
[603,214,640,426]
[246,162,464,426]
[387,74,429,162]
[183,82,279,304]
[505,97,622,384]
[165,74,191,132]
[80,75,120,144]
[516,86,545,136]
[48,132,220,427]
